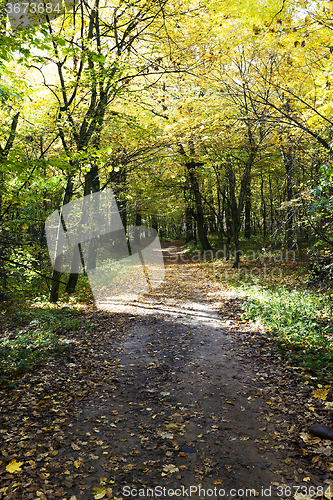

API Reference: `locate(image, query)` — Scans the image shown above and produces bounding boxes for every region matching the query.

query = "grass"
[196,234,333,381]
[239,284,333,379]
[0,302,87,387]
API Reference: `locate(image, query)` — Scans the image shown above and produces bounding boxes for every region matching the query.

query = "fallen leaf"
[300,432,310,443]
[160,432,173,439]
[162,464,179,475]
[93,486,107,499]
[313,388,329,400]
[6,460,23,473]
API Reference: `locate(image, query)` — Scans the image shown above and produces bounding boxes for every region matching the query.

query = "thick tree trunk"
[134,209,142,246]
[281,145,294,248]
[66,163,100,294]
[49,176,73,302]
[186,160,211,251]
[269,174,274,234]
[244,183,251,239]
[179,143,211,251]
[151,217,158,232]
[227,148,257,267]
[228,167,241,268]
[260,172,266,238]
[185,206,194,242]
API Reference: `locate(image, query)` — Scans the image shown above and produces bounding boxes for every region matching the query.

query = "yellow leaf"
[6,460,23,473]
[64,470,71,475]
[303,477,311,482]
[70,497,78,500]
[213,479,223,484]
[313,388,329,400]
[294,495,314,500]
[93,487,107,499]
[74,461,84,469]
[300,432,310,443]
[71,442,80,450]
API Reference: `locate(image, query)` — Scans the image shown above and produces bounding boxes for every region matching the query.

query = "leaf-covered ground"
[1,249,333,500]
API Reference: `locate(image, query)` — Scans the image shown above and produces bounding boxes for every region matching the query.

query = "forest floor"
[1,245,333,500]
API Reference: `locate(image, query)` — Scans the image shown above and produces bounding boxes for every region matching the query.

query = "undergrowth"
[239,284,333,379]
[200,237,333,381]
[0,303,85,387]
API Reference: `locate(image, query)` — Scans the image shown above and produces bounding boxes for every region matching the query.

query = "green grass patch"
[0,330,67,387]
[240,284,333,378]
[200,239,333,380]
[0,302,86,387]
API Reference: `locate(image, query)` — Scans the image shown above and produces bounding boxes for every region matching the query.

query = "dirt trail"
[0,249,325,499]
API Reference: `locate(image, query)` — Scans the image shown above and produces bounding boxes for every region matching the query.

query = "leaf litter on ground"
[1,249,333,498]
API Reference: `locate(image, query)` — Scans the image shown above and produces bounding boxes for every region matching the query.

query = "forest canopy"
[0,0,333,303]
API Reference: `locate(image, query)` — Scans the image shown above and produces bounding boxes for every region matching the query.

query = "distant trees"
[1,0,333,303]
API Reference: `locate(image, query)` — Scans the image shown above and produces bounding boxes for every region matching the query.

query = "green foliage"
[307,163,333,249]
[0,305,85,386]
[238,283,333,378]
[0,330,65,386]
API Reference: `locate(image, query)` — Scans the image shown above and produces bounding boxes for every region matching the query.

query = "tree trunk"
[134,209,142,246]
[179,143,211,250]
[244,183,251,239]
[186,160,211,250]
[185,206,194,242]
[227,147,257,267]
[269,173,274,234]
[66,163,100,294]
[152,217,158,232]
[260,172,266,238]
[49,176,73,302]
[281,145,294,248]
[227,167,241,267]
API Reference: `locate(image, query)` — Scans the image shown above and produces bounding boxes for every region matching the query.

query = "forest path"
[0,247,323,499]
